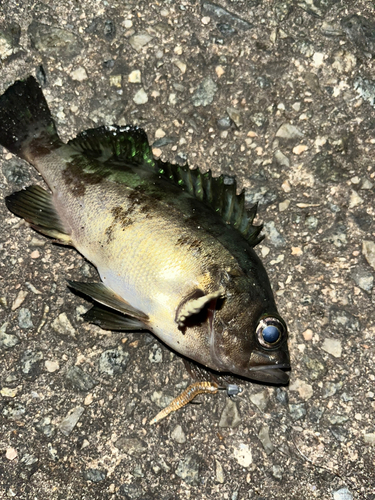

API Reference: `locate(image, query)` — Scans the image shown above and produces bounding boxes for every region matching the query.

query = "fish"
[0,76,290,385]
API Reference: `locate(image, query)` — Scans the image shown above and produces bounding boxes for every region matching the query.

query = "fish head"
[210,274,290,384]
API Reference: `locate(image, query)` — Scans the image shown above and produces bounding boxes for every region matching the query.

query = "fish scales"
[0,76,290,384]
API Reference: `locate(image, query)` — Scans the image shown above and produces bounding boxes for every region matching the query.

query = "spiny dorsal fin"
[68,125,263,247]
[68,125,155,167]
[156,161,264,247]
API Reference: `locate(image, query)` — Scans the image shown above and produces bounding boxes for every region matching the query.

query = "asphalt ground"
[0,1,374,499]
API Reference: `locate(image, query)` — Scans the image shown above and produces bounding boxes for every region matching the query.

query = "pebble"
[83,469,107,482]
[362,240,375,270]
[128,33,153,51]
[71,67,88,81]
[322,339,342,358]
[99,347,129,376]
[276,123,304,140]
[215,459,225,483]
[201,1,252,31]
[171,425,186,444]
[330,308,360,332]
[5,448,17,460]
[263,221,286,248]
[174,60,186,74]
[333,487,353,500]
[2,159,30,185]
[309,406,324,424]
[1,387,18,397]
[115,436,148,456]
[0,327,20,350]
[289,379,313,400]
[148,344,163,363]
[302,329,313,341]
[65,366,98,392]
[28,21,82,58]
[133,88,148,104]
[275,387,289,406]
[354,77,375,107]
[250,390,269,411]
[20,453,38,467]
[219,398,241,428]
[2,402,26,420]
[20,350,43,378]
[289,403,306,421]
[128,70,141,83]
[59,406,84,436]
[341,14,375,55]
[226,107,243,128]
[52,313,76,338]
[215,65,225,77]
[245,186,277,205]
[192,77,218,107]
[349,190,363,208]
[313,153,344,183]
[327,414,349,425]
[362,178,373,189]
[0,23,20,59]
[11,290,28,311]
[231,442,252,467]
[274,149,290,168]
[35,416,55,438]
[109,75,122,88]
[151,390,174,410]
[217,116,232,130]
[351,266,373,291]
[18,308,33,329]
[363,433,375,444]
[258,425,274,455]
[272,464,283,480]
[331,426,348,442]
[45,360,59,373]
[175,453,201,485]
[118,483,143,499]
[293,144,308,155]
[322,381,343,399]
[303,355,326,381]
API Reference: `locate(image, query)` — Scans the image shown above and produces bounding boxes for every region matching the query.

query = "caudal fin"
[0,76,61,160]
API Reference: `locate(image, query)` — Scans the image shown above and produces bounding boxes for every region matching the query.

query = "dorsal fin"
[156,162,264,247]
[68,125,155,166]
[68,125,263,247]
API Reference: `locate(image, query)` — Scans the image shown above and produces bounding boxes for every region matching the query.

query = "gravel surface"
[0,1,374,499]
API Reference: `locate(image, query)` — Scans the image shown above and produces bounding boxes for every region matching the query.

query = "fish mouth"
[246,350,290,384]
[248,365,290,384]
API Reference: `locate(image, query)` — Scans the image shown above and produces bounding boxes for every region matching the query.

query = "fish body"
[0,76,290,383]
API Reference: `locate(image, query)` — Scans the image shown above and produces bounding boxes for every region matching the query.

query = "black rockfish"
[0,76,290,384]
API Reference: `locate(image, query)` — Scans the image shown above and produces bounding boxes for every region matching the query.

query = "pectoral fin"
[5,185,71,244]
[67,281,148,321]
[83,304,147,331]
[175,288,225,328]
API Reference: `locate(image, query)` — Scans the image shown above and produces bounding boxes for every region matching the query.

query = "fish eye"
[256,317,285,348]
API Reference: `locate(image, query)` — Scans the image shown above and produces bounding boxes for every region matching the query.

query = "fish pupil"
[262,325,281,344]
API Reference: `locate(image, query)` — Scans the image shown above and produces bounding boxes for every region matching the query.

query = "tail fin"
[0,76,61,161]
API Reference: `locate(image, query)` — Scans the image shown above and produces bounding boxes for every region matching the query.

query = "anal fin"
[83,304,147,331]
[5,185,71,244]
[67,281,149,321]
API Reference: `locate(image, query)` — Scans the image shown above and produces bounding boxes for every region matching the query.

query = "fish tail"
[0,76,61,161]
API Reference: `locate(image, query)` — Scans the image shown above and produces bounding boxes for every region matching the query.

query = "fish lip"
[246,349,290,383]
[248,363,291,372]
[248,366,290,384]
